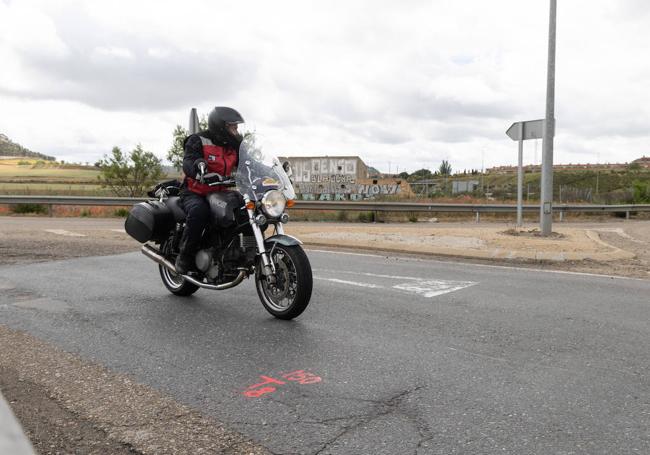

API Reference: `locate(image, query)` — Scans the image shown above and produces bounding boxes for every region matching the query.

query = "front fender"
[264,234,302,248]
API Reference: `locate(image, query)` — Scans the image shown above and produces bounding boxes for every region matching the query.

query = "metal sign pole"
[506,119,543,226]
[517,122,524,227]
[540,0,557,236]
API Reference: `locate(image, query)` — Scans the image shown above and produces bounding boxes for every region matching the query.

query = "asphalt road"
[0,248,649,454]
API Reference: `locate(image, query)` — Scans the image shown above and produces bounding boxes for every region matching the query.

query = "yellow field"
[0,158,100,183]
[0,158,179,196]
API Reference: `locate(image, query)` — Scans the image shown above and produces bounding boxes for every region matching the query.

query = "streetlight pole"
[540,0,557,236]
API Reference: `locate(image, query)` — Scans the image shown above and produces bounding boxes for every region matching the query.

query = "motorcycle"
[124,135,313,320]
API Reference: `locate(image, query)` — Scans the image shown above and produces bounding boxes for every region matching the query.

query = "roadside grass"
[11,203,48,215]
[0,204,132,218]
[0,183,109,196]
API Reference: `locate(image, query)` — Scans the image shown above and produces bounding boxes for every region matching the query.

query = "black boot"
[174,254,195,275]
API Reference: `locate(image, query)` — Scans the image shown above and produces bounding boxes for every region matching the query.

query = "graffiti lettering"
[242,375,286,398]
[243,370,322,398]
[309,174,355,184]
[282,370,322,384]
[295,183,402,199]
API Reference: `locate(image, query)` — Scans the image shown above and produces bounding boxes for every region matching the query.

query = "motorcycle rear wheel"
[159,239,200,297]
[255,244,313,320]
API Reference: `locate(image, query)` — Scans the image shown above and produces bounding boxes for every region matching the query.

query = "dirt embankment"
[1,217,649,279]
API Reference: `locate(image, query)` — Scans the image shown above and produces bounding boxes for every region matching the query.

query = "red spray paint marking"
[243,370,322,398]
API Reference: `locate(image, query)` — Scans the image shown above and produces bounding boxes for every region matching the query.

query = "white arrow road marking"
[44,229,86,237]
[313,269,477,298]
[392,280,477,298]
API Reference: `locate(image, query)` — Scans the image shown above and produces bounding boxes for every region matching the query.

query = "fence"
[1,195,649,221]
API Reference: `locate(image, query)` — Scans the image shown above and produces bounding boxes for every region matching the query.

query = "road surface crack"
[311,386,426,455]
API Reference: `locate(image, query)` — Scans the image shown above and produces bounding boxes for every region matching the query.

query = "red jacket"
[184,135,238,195]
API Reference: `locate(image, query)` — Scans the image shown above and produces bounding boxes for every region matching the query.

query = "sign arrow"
[506,119,544,141]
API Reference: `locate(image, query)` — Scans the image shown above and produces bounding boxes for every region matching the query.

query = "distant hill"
[0,133,56,161]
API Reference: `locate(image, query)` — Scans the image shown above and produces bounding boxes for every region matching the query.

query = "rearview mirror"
[282,161,294,183]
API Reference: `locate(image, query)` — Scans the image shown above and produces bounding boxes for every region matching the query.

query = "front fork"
[245,197,277,280]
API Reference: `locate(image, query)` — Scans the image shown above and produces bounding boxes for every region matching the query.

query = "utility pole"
[540,0,557,236]
[595,152,600,197]
[517,123,524,226]
[481,146,485,196]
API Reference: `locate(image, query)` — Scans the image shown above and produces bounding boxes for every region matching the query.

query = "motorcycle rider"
[175,106,245,274]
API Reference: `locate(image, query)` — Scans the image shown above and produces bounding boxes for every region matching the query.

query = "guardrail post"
[475,211,480,223]
[559,209,564,222]
[626,210,630,220]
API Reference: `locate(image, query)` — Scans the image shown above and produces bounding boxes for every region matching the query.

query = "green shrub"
[11,203,48,214]
[80,209,91,217]
[113,208,130,217]
[408,214,419,223]
[336,210,348,221]
[17,160,31,165]
[632,181,650,203]
[357,211,376,223]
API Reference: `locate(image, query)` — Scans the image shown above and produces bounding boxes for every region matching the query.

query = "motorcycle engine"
[195,249,220,281]
[195,249,212,272]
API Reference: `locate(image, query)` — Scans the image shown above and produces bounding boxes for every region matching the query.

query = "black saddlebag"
[124,201,176,243]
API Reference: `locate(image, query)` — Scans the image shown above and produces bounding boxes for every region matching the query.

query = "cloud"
[1,42,257,111]
[0,0,649,174]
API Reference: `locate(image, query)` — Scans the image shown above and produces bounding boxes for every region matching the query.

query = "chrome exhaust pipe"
[141,244,248,291]
[141,243,177,271]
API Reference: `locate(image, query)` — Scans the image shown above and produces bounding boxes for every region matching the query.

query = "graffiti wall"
[294,178,408,200]
[280,156,411,200]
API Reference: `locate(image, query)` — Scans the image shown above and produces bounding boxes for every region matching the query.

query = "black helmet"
[208,106,244,134]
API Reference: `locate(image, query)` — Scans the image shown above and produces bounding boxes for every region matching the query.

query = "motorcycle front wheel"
[255,244,313,320]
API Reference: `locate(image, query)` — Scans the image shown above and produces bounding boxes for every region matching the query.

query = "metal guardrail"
[0,195,146,206]
[293,200,650,214]
[1,195,649,219]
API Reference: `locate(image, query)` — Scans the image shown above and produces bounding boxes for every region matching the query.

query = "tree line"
[94,119,467,197]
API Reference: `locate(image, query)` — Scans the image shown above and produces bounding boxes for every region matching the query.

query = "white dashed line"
[44,229,86,237]
[308,249,647,282]
[315,277,382,289]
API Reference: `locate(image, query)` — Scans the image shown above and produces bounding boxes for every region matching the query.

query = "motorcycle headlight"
[261,190,286,218]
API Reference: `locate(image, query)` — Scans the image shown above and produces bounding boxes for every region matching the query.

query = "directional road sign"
[506,118,545,227]
[506,119,544,141]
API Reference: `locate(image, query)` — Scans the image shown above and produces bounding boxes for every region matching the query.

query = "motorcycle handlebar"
[207,179,236,187]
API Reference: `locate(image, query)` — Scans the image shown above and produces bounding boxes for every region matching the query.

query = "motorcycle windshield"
[236,135,296,202]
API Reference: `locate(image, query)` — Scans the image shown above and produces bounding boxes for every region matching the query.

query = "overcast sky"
[1,0,649,173]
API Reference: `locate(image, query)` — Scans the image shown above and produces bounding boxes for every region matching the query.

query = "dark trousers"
[179,191,211,256]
